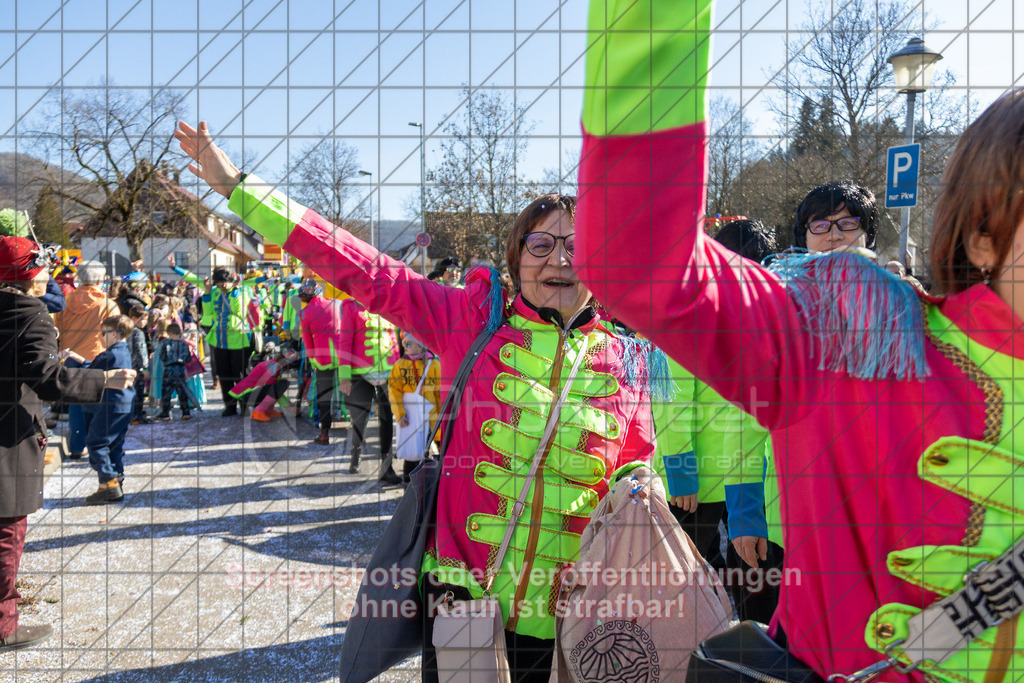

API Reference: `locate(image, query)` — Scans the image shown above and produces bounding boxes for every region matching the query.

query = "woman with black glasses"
[173,120,658,682]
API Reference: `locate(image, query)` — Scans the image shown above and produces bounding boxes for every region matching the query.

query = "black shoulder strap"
[422,325,497,462]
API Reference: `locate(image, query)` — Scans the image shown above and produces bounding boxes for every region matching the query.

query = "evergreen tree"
[32,183,69,245]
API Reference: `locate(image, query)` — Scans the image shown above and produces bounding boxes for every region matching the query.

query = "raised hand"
[167,253,176,269]
[173,121,243,198]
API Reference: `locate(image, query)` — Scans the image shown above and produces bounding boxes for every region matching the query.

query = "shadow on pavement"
[75,633,341,682]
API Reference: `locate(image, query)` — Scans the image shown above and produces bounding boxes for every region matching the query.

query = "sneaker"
[251,410,271,423]
[314,429,330,445]
[157,413,172,421]
[182,413,192,421]
[86,480,124,505]
[265,408,284,418]
[221,406,238,417]
[131,417,152,425]
[379,470,403,486]
[66,452,84,460]
[0,624,53,653]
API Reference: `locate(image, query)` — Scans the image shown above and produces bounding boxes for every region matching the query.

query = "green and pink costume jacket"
[651,356,780,546]
[228,177,655,639]
[174,266,253,350]
[299,295,344,371]
[575,0,1024,680]
[228,359,284,401]
[337,298,399,381]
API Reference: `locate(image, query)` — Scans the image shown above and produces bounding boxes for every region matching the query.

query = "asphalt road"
[2,381,418,682]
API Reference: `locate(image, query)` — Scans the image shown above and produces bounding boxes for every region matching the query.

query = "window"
[174,251,190,269]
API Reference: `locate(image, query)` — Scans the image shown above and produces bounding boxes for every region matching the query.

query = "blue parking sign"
[886,143,920,208]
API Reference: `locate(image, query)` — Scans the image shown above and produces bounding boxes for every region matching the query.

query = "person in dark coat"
[0,236,136,653]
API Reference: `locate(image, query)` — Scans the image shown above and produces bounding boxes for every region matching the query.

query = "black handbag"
[686,622,824,683]
[337,326,496,683]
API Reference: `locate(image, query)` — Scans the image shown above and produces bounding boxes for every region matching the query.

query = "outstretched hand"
[174,121,243,199]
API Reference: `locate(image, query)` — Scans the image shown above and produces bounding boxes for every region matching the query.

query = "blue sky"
[2,0,1021,226]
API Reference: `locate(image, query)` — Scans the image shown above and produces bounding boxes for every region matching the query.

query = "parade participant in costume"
[0,236,134,650]
[229,345,298,422]
[296,278,345,445]
[337,296,400,483]
[174,120,655,681]
[168,254,253,416]
[575,2,1024,679]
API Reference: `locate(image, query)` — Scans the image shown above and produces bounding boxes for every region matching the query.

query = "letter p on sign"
[886,143,920,208]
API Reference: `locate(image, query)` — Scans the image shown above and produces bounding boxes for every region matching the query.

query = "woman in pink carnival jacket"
[574,1,1024,681]
[336,296,401,482]
[296,279,346,446]
[174,121,656,681]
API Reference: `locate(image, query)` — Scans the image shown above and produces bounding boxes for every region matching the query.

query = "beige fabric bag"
[551,466,733,682]
[433,598,512,683]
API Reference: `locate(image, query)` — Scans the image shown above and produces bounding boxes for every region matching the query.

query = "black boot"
[348,445,361,474]
[379,467,402,486]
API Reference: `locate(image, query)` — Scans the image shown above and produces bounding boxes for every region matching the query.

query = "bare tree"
[706,96,761,218]
[287,136,368,242]
[30,83,189,261]
[422,87,538,267]
[733,0,968,256]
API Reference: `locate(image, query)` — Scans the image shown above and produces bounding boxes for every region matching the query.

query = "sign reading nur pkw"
[885,143,920,208]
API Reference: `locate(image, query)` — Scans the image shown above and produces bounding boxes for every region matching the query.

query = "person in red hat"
[0,235,136,653]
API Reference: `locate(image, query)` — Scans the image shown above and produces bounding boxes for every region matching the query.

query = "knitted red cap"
[0,236,46,283]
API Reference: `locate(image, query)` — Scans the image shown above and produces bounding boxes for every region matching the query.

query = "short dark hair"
[128,305,147,320]
[102,315,135,338]
[167,322,182,336]
[212,267,233,284]
[793,180,878,249]
[715,219,777,263]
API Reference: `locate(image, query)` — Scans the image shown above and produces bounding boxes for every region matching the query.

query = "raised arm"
[573,0,811,429]
[174,121,488,353]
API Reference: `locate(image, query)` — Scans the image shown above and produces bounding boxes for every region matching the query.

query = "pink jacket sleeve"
[283,213,488,355]
[575,130,814,431]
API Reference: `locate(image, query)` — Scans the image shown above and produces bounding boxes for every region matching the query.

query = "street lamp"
[358,170,374,251]
[409,122,426,275]
[888,37,943,269]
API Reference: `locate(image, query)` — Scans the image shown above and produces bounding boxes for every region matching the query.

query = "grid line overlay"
[1,0,1021,680]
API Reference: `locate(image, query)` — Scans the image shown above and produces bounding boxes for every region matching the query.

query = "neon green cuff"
[227,174,306,246]
[583,0,713,136]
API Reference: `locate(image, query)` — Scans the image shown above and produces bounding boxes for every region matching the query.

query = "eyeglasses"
[807,216,862,234]
[521,232,575,258]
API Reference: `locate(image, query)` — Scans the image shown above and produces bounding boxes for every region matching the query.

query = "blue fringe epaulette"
[766,248,929,380]
[615,335,676,401]
[483,268,504,333]
[461,266,506,334]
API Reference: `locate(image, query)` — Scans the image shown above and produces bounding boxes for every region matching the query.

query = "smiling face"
[804,204,868,253]
[516,211,592,324]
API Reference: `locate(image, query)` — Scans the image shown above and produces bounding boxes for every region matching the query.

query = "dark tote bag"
[338,326,495,683]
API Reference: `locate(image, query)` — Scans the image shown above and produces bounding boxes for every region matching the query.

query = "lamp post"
[409,121,426,275]
[887,37,942,270]
[358,170,374,251]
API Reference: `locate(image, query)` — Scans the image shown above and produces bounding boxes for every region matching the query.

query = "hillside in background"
[0,152,104,222]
